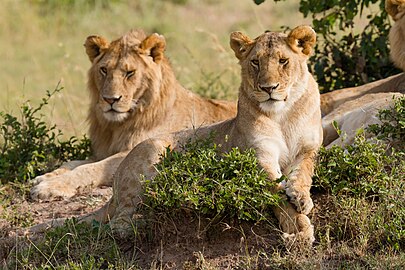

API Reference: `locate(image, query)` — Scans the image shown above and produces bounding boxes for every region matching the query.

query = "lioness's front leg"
[285,150,317,215]
[30,152,128,201]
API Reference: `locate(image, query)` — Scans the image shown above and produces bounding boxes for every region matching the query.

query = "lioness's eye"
[251,59,259,68]
[100,67,107,76]
[279,58,289,65]
[126,70,135,78]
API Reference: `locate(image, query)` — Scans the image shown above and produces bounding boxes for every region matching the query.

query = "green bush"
[143,136,283,222]
[0,86,91,184]
[313,134,397,197]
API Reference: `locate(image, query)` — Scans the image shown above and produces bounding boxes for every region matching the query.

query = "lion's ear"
[84,35,109,62]
[386,0,405,20]
[139,33,166,63]
[230,31,254,60]
[287,25,316,56]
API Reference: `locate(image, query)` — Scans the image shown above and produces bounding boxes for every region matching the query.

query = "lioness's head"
[85,29,166,123]
[230,25,316,113]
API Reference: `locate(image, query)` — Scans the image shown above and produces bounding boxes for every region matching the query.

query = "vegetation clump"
[313,96,405,251]
[0,86,91,184]
[143,136,283,222]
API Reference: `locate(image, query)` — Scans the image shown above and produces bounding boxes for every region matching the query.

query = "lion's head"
[386,0,405,71]
[230,25,316,113]
[85,30,167,123]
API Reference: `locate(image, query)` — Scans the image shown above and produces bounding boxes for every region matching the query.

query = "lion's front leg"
[284,150,317,215]
[30,152,128,201]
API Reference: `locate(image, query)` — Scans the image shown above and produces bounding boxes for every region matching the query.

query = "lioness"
[30,30,236,201]
[322,0,405,147]
[72,25,322,243]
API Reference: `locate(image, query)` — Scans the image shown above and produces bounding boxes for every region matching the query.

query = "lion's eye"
[251,59,259,68]
[100,67,107,76]
[279,58,289,65]
[126,70,135,79]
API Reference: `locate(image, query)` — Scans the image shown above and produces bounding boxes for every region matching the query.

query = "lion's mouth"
[103,99,139,114]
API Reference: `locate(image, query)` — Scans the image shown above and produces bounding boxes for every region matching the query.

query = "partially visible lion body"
[321,0,405,147]
[30,30,236,200]
[322,92,404,146]
[69,25,322,244]
[387,0,405,71]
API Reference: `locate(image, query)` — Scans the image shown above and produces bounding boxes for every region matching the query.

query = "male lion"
[322,0,405,147]
[67,25,322,243]
[30,30,236,200]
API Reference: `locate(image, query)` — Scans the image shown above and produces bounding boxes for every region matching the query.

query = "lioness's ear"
[287,25,316,56]
[84,35,109,62]
[139,33,166,63]
[230,31,254,60]
[385,0,405,21]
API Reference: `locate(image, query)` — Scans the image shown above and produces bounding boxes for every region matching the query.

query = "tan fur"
[30,29,236,201]
[320,73,405,116]
[322,92,404,146]
[71,26,323,244]
[387,0,405,71]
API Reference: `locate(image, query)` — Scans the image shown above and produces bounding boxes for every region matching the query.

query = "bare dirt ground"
[0,185,328,268]
[0,186,111,259]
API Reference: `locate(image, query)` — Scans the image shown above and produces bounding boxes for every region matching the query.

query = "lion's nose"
[258,83,279,94]
[103,95,122,105]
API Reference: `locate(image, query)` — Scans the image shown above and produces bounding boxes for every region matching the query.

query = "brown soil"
[0,186,325,269]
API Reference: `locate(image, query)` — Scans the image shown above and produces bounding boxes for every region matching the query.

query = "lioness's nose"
[103,95,122,105]
[258,83,279,94]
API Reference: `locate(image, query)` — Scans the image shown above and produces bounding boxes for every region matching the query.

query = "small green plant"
[368,96,405,147]
[0,85,91,184]
[143,135,282,222]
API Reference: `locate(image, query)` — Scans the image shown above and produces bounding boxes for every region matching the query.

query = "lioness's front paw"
[285,185,313,215]
[282,214,315,247]
[30,178,77,201]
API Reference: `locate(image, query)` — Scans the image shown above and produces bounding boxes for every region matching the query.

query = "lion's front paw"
[285,184,313,215]
[31,168,70,185]
[30,178,77,201]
